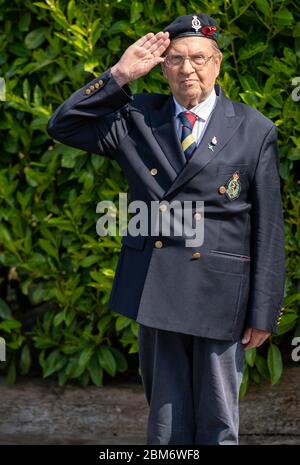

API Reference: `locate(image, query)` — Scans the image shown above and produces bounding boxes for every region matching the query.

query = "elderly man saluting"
[47,13,285,445]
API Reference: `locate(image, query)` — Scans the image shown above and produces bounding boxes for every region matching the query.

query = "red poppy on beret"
[201,25,217,36]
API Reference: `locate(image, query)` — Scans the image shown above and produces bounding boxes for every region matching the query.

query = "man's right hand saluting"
[111,31,170,87]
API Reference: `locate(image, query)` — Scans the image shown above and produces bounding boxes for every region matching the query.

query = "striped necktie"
[178,111,198,161]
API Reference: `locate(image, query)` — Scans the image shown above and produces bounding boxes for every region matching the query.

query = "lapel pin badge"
[208,136,217,152]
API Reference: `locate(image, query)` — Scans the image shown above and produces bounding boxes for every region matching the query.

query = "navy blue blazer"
[47,67,286,341]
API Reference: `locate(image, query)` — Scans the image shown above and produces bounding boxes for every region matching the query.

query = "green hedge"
[0,0,299,395]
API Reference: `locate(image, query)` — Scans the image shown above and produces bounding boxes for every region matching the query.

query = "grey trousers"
[137,323,245,445]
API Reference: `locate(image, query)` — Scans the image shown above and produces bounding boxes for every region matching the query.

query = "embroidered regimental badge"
[224,171,241,200]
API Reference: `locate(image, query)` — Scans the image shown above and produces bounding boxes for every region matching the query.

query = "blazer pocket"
[121,234,146,250]
[218,164,248,175]
[209,249,251,261]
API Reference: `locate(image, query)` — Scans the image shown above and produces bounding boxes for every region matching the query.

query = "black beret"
[163,13,219,43]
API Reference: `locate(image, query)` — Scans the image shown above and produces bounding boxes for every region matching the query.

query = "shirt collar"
[173,87,217,122]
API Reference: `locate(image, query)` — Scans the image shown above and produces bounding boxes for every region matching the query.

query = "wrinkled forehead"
[165,36,215,55]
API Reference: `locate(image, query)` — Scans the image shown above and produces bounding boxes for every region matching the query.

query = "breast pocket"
[218,164,248,175]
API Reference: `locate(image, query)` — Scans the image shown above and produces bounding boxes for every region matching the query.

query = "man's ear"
[161,62,167,79]
[215,53,223,78]
[218,52,223,68]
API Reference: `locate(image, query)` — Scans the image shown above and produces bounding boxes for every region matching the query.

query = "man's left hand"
[241,327,271,350]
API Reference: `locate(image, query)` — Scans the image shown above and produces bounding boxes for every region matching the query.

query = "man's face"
[161,37,222,106]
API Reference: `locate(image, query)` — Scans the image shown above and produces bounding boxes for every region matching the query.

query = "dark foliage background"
[0,0,299,396]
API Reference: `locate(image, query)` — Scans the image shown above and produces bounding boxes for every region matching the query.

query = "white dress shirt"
[173,87,217,146]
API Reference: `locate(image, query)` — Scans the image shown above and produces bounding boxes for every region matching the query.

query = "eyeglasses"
[163,53,214,69]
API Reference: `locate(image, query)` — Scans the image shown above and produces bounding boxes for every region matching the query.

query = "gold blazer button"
[154,240,163,248]
[192,252,201,259]
[218,185,226,194]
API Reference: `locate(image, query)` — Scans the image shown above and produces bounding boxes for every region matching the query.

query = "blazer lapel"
[149,96,187,174]
[163,84,245,199]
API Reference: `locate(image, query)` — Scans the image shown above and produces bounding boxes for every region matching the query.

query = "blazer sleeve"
[245,124,286,334]
[46,67,134,158]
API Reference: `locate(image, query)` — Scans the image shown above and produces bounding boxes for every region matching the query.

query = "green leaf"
[0,298,12,319]
[3,136,18,154]
[130,1,143,23]
[19,13,31,32]
[97,346,117,376]
[43,349,65,377]
[19,344,31,375]
[49,69,66,84]
[61,147,84,168]
[275,8,294,26]
[0,224,12,242]
[58,370,68,386]
[33,2,52,10]
[255,354,269,379]
[0,319,22,333]
[53,310,66,327]
[33,85,42,106]
[80,255,100,268]
[130,321,138,337]
[115,315,131,332]
[0,77,6,101]
[293,22,300,38]
[78,347,94,367]
[240,74,261,93]
[38,239,59,262]
[108,36,121,53]
[88,355,103,386]
[287,148,300,160]
[240,92,259,106]
[25,28,47,49]
[249,367,261,384]
[239,42,268,60]
[245,348,256,367]
[108,20,134,38]
[109,347,128,373]
[266,92,283,108]
[80,369,90,387]
[239,366,249,399]
[7,361,16,385]
[67,0,77,21]
[97,314,112,337]
[79,171,94,190]
[91,154,105,171]
[267,344,282,385]
[23,78,30,102]
[254,0,271,17]
[47,218,75,232]
[71,286,84,304]
[232,0,240,16]
[264,74,276,93]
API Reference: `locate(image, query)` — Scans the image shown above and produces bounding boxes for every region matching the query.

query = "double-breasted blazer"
[47,67,286,341]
